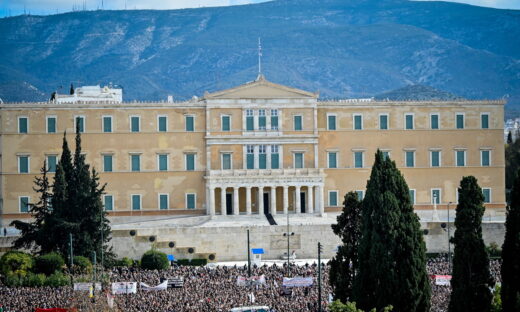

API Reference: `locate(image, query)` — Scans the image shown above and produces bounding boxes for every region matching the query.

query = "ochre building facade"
[0,77,505,225]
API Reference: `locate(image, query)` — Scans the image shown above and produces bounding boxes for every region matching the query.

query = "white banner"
[73,282,101,291]
[433,275,452,286]
[236,275,266,287]
[140,280,168,291]
[282,277,313,287]
[111,282,137,294]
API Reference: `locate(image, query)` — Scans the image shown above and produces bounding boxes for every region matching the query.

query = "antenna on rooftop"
[258,37,262,75]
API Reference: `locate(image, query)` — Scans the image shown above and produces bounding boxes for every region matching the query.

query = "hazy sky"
[0,0,518,17]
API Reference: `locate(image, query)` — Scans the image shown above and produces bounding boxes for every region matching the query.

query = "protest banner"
[236,275,266,287]
[111,282,137,294]
[140,280,168,291]
[432,275,452,286]
[282,277,313,287]
[73,283,101,291]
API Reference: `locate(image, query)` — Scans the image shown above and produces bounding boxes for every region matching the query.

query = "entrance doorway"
[300,192,306,213]
[263,192,269,214]
[226,193,233,215]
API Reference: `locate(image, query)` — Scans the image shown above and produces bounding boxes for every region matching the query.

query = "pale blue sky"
[0,0,518,17]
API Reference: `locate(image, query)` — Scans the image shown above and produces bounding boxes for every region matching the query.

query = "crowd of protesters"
[0,257,502,312]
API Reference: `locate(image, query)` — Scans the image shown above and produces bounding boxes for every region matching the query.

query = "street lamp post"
[283,208,294,277]
[447,201,452,271]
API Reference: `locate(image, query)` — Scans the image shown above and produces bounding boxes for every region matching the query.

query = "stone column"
[318,185,325,216]
[295,186,301,214]
[307,185,314,214]
[233,187,239,215]
[246,186,252,215]
[209,187,216,216]
[258,186,264,214]
[283,186,289,214]
[221,187,227,216]
[270,186,277,215]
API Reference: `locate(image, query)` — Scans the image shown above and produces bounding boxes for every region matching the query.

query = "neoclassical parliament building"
[0,76,506,226]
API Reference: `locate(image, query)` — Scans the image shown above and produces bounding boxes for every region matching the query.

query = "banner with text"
[111,282,137,294]
[432,275,452,286]
[140,280,168,291]
[282,277,313,287]
[73,282,101,291]
[236,275,266,287]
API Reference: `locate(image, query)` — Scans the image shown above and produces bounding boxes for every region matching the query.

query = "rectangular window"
[103,195,113,211]
[430,151,440,167]
[327,115,337,131]
[258,110,266,130]
[456,113,464,129]
[186,193,196,209]
[47,155,57,173]
[356,190,364,201]
[328,152,337,169]
[354,152,363,168]
[406,151,415,167]
[19,156,29,173]
[294,152,304,169]
[431,189,441,204]
[456,150,466,167]
[481,150,490,167]
[221,115,230,132]
[259,145,267,169]
[103,155,113,172]
[271,145,279,169]
[482,188,491,204]
[222,153,232,170]
[130,116,140,132]
[246,145,255,169]
[19,196,30,213]
[246,109,254,131]
[159,194,169,210]
[430,114,439,130]
[158,154,168,171]
[131,154,140,172]
[329,191,338,206]
[18,116,28,133]
[379,114,388,130]
[382,151,390,160]
[103,116,112,133]
[185,154,195,171]
[409,189,416,204]
[47,116,57,133]
[294,115,303,131]
[353,114,363,130]
[481,113,489,129]
[158,116,168,132]
[75,116,85,133]
[185,115,194,132]
[405,114,414,130]
[131,195,141,210]
[271,110,278,130]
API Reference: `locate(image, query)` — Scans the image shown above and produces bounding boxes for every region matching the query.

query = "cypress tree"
[354,150,430,312]
[69,83,74,95]
[501,169,520,312]
[448,176,494,312]
[507,131,513,144]
[329,191,362,303]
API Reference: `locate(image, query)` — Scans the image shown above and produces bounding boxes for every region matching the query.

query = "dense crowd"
[0,257,502,312]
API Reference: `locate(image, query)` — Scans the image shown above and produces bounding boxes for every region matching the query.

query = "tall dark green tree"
[448,176,494,312]
[501,169,520,312]
[354,150,430,312]
[329,191,362,303]
[507,131,513,144]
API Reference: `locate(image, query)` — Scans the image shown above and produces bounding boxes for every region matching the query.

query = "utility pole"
[69,233,73,286]
[247,229,251,277]
[283,211,294,277]
[447,201,452,272]
[92,251,97,303]
[100,209,104,269]
[318,242,323,312]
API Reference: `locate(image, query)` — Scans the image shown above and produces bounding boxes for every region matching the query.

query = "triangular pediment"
[204,75,318,99]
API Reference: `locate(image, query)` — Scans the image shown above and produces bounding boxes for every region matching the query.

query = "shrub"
[34,252,65,275]
[0,251,33,277]
[176,258,208,266]
[45,271,69,287]
[486,242,502,259]
[140,250,169,270]
[73,256,92,274]
[115,257,134,267]
[4,272,22,287]
[24,272,46,287]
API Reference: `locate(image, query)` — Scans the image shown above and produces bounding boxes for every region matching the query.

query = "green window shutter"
[259,153,267,169]
[294,116,302,131]
[47,117,56,133]
[271,116,278,130]
[159,194,168,210]
[482,150,490,166]
[354,152,363,168]
[187,194,196,209]
[132,195,141,210]
[20,197,29,212]
[104,195,113,211]
[186,116,194,132]
[131,155,140,172]
[328,153,337,169]
[481,114,489,129]
[379,115,388,130]
[131,117,140,132]
[409,190,415,204]
[103,117,112,133]
[76,117,84,133]
[295,153,303,168]
[431,151,440,167]
[186,154,195,171]
[258,116,266,129]
[159,155,168,171]
[47,156,57,173]
[104,155,113,172]
[431,115,439,129]
[247,154,254,169]
[246,116,254,131]
[19,156,29,173]
[222,154,231,170]
[456,151,465,166]
[482,189,491,203]
[432,190,440,204]
[158,116,167,132]
[329,192,337,206]
[328,115,336,130]
[456,114,464,129]
[382,151,389,160]
[222,116,230,131]
[356,191,364,200]
[405,115,413,129]
[271,153,279,169]
[354,115,362,130]
[406,151,415,167]
[19,117,28,133]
